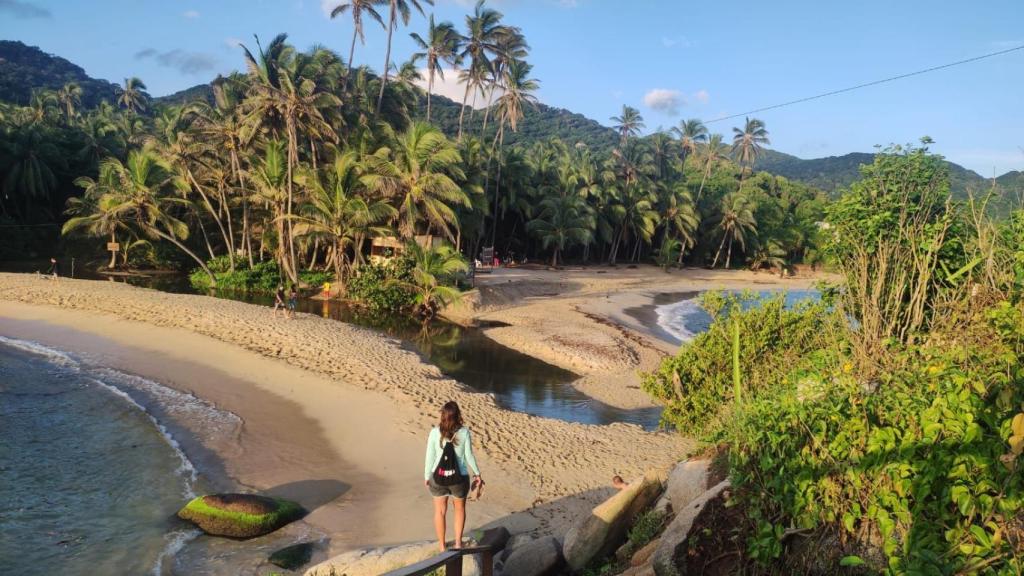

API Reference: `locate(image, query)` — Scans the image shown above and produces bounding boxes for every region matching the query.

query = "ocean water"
[0,337,238,575]
[655,289,820,343]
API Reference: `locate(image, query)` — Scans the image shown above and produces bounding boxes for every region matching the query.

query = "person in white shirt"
[423,401,482,551]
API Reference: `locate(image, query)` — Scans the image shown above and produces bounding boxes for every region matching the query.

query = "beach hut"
[369,235,445,264]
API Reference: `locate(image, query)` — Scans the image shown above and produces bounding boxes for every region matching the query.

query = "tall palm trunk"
[457,81,472,140]
[488,126,505,249]
[345,29,359,90]
[109,232,118,268]
[150,226,216,287]
[726,238,734,269]
[712,230,729,268]
[426,70,434,121]
[284,120,300,285]
[376,9,396,115]
[186,169,234,270]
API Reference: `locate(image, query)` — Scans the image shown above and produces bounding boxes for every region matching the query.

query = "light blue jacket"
[424,427,480,481]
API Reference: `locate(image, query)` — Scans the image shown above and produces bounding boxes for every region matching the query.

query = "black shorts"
[428,477,470,499]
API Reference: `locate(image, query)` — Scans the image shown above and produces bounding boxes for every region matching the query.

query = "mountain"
[424,92,620,151]
[154,83,214,107]
[0,40,120,108]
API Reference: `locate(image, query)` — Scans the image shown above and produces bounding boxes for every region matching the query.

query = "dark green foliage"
[188,256,332,293]
[346,257,417,313]
[0,41,120,108]
[727,312,1024,572]
[642,291,841,438]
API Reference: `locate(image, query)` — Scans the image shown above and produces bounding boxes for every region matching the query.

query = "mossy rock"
[177,493,306,538]
[269,542,315,570]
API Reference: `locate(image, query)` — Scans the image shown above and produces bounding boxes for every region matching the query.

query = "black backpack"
[433,437,465,486]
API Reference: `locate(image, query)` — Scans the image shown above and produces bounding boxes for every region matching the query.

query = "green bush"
[346,257,417,313]
[725,305,1024,573]
[189,256,333,293]
[641,291,841,438]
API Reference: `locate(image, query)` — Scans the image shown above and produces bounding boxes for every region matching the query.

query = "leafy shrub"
[725,306,1024,573]
[346,256,416,313]
[189,256,333,293]
[641,291,841,438]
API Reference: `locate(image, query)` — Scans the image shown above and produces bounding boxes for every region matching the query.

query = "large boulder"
[663,459,709,514]
[305,536,498,576]
[562,470,665,572]
[177,493,305,538]
[305,541,439,576]
[652,480,730,576]
[269,542,315,570]
[501,536,562,576]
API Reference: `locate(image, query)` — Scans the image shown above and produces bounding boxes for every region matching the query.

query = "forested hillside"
[0,40,120,108]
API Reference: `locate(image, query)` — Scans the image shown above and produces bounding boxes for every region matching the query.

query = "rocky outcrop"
[562,470,665,572]
[305,529,511,576]
[305,541,440,576]
[269,542,315,570]
[501,536,563,576]
[177,493,305,538]
[652,480,731,576]
[663,459,709,514]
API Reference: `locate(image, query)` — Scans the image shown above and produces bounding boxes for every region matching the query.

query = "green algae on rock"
[177,493,306,538]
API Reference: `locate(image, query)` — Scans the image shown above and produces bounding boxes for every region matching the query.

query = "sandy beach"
[0,266,829,570]
[453,265,832,409]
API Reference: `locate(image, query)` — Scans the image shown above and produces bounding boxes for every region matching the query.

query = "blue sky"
[1,0,1022,175]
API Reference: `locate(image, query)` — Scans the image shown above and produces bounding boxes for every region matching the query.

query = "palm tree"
[329,0,385,87]
[292,151,396,284]
[240,35,341,283]
[673,118,707,170]
[410,15,461,121]
[400,241,468,317]
[362,122,469,240]
[696,133,729,202]
[748,240,789,276]
[94,148,216,284]
[527,195,592,266]
[610,105,644,144]
[712,192,757,269]
[488,58,538,246]
[64,164,125,268]
[117,77,149,114]
[457,0,503,139]
[659,183,699,264]
[56,82,83,124]
[376,0,432,114]
[731,117,769,180]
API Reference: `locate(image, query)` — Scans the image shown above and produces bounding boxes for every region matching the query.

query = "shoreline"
[0,272,692,562]
[456,265,833,409]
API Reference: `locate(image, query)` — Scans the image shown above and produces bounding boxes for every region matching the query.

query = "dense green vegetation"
[645,146,1024,573]
[1,3,840,309]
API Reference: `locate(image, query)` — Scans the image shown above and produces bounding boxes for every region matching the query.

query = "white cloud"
[557,0,579,7]
[643,88,684,115]
[414,67,504,109]
[320,0,336,17]
[224,37,244,49]
[661,35,694,49]
[135,48,219,75]
[990,39,1023,50]
[693,89,710,104]
[183,9,200,19]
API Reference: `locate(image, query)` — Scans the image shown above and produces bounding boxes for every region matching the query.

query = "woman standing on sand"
[424,401,482,551]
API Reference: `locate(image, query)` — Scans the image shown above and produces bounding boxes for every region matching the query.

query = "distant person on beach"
[424,401,482,551]
[45,257,60,280]
[273,285,287,317]
[287,286,298,319]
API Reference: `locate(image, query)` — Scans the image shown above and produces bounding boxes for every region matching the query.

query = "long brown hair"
[439,401,464,446]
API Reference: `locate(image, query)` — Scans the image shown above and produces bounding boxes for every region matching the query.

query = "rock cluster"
[177,493,306,539]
